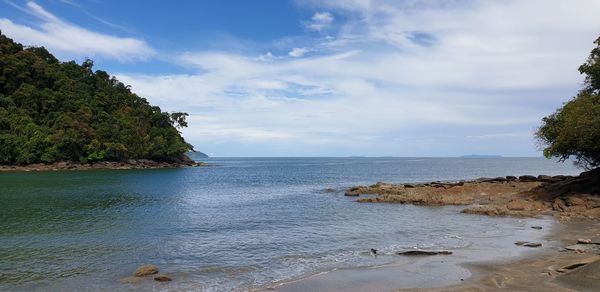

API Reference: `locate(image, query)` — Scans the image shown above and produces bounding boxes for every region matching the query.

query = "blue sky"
[1,0,599,157]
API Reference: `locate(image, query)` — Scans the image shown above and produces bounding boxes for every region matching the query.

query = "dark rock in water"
[397,250,452,256]
[531,226,543,230]
[515,241,528,246]
[134,264,159,277]
[562,262,588,270]
[518,175,537,182]
[154,275,172,282]
[370,248,378,255]
[345,186,365,196]
[523,242,542,248]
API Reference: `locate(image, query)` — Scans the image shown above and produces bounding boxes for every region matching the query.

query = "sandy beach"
[268,170,600,292]
[268,212,599,292]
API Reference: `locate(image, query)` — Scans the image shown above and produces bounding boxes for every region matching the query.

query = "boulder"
[537,175,553,182]
[523,242,542,248]
[531,226,543,230]
[518,175,537,182]
[552,198,568,212]
[566,196,586,206]
[134,264,159,277]
[154,275,172,282]
[506,176,518,181]
[577,238,593,244]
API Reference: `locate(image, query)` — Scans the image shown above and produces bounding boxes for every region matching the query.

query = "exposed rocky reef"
[344,169,600,220]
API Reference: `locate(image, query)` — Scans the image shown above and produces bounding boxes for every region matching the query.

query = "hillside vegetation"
[0,31,193,165]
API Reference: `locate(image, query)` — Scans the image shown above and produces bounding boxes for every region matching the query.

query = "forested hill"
[0,31,194,165]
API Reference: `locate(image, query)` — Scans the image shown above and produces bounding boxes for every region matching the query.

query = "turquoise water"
[0,157,579,291]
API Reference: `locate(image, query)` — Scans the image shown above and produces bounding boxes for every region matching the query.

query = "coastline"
[269,170,600,291]
[0,159,208,172]
[269,214,600,292]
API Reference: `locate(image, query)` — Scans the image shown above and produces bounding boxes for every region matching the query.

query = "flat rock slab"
[565,244,600,252]
[397,250,453,256]
[523,242,542,248]
[555,260,600,292]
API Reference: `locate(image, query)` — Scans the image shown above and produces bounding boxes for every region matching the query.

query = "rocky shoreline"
[344,168,600,220]
[0,159,208,172]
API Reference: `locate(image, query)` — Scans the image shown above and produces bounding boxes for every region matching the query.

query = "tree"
[0,30,194,165]
[536,36,600,169]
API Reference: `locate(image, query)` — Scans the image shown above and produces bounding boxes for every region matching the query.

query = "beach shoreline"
[269,170,600,291]
[0,159,208,172]
[268,214,599,292]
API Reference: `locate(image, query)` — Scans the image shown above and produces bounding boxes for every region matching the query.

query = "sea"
[0,157,580,291]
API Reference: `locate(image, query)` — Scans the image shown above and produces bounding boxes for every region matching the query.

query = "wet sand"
[266,217,573,291]
[266,218,599,291]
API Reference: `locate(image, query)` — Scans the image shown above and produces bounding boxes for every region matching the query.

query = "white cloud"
[0,1,154,61]
[122,0,599,156]
[288,47,309,57]
[306,11,334,31]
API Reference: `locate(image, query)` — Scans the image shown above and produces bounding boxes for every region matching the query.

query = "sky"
[1,0,599,157]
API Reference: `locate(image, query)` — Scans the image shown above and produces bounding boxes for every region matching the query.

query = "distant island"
[460,155,503,158]
[0,31,202,170]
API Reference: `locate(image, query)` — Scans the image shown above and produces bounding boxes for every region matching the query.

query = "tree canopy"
[0,31,193,165]
[536,36,600,169]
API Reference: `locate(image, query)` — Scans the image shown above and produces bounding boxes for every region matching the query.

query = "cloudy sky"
[1,0,599,157]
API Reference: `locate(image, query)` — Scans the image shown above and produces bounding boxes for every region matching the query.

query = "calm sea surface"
[0,157,580,291]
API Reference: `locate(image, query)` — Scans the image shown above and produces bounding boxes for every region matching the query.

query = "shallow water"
[0,157,579,291]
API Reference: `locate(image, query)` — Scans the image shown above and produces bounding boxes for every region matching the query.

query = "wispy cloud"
[118,0,600,156]
[0,1,154,61]
[306,11,334,31]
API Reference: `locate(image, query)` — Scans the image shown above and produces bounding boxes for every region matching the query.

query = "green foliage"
[536,36,600,169]
[0,31,193,165]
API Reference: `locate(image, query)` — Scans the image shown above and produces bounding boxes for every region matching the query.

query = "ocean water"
[0,157,580,291]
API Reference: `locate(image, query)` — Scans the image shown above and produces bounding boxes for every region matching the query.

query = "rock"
[506,176,518,181]
[564,244,598,252]
[397,250,452,256]
[531,226,543,230]
[566,196,586,206]
[490,177,508,183]
[518,175,537,182]
[506,199,527,211]
[134,264,159,277]
[345,186,366,196]
[537,175,553,182]
[523,242,542,247]
[552,198,569,212]
[577,238,593,244]
[404,184,416,188]
[562,262,588,270]
[370,248,378,255]
[154,275,172,282]
[515,241,528,246]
